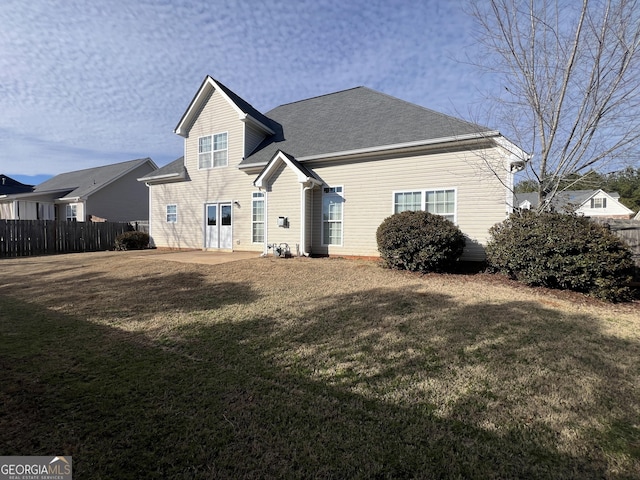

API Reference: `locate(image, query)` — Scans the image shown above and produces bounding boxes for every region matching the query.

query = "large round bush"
[376,211,466,272]
[486,210,634,301]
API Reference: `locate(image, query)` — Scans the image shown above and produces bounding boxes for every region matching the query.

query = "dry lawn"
[1,250,639,479]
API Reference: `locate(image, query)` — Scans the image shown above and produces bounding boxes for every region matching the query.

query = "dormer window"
[198,132,228,169]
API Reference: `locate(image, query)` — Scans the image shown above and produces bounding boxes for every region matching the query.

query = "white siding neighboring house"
[140,76,529,260]
[0,158,157,222]
[515,189,634,219]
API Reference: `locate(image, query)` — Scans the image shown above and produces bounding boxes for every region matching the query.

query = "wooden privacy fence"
[0,220,132,258]
[594,219,640,266]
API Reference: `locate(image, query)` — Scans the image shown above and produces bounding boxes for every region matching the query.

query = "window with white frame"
[166,204,177,223]
[425,189,456,222]
[590,197,606,209]
[393,188,457,223]
[252,192,265,243]
[394,191,422,213]
[322,186,344,246]
[65,204,77,221]
[198,132,228,169]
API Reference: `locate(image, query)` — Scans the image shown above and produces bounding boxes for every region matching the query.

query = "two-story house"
[139,76,528,260]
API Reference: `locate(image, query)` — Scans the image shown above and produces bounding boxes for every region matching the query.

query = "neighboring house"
[0,158,157,222]
[0,175,34,195]
[139,76,528,260]
[515,189,634,219]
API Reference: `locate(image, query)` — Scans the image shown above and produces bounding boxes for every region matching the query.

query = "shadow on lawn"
[1,286,639,478]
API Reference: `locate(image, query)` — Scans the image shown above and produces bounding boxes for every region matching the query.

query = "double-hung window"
[590,197,606,209]
[252,192,265,243]
[322,186,344,246]
[425,189,456,222]
[166,204,177,223]
[65,204,77,221]
[198,132,228,169]
[393,188,457,223]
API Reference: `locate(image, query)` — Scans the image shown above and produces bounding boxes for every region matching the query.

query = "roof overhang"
[174,76,275,137]
[254,151,323,189]
[137,171,186,185]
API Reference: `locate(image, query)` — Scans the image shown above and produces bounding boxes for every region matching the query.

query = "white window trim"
[322,185,344,247]
[166,204,177,223]
[392,187,458,224]
[198,131,228,169]
[251,192,266,244]
[65,204,77,222]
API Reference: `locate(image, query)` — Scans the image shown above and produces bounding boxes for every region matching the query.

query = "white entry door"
[205,203,232,249]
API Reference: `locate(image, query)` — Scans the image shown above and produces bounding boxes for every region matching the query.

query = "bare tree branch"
[468,0,640,209]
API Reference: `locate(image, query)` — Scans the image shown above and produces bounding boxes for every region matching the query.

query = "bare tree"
[469,0,640,208]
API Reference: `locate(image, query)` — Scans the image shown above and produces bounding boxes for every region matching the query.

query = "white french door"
[205,203,232,249]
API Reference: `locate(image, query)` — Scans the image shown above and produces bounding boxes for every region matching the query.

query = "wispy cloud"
[0,0,487,176]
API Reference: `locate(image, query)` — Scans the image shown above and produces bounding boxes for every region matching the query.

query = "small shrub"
[376,211,466,273]
[486,210,634,301]
[115,231,150,251]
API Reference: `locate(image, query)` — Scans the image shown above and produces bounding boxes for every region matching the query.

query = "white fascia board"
[494,135,530,161]
[254,152,321,188]
[174,76,215,137]
[296,131,502,162]
[137,172,182,183]
[238,161,269,171]
[241,114,275,135]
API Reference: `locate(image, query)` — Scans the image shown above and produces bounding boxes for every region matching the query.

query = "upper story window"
[590,197,606,209]
[198,132,228,169]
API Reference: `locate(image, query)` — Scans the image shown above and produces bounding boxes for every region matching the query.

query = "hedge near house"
[486,210,635,301]
[376,211,465,273]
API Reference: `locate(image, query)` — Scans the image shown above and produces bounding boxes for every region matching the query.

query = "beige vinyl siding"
[265,162,302,251]
[149,88,262,251]
[245,123,267,157]
[309,147,510,260]
[85,163,156,222]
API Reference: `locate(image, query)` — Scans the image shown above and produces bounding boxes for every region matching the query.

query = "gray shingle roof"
[515,190,604,209]
[241,87,491,166]
[138,157,185,182]
[33,157,155,199]
[0,175,34,195]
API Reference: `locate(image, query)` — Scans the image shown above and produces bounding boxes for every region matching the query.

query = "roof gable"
[33,158,156,200]
[242,86,494,166]
[174,76,277,137]
[254,151,322,188]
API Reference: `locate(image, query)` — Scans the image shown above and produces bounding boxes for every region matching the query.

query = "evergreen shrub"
[115,231,150,251]
[486,210,634,301]
[376,211,466,273]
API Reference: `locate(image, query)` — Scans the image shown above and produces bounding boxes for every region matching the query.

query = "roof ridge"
[52,157,151,176]
[274,86,365,108]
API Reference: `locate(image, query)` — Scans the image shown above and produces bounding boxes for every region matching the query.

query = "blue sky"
[0,0,492,185]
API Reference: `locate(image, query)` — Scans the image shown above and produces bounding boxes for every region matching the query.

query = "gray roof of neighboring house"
[31,157,156,199]
[515,190,620,209]
[240,87,491,167]
[0,175,34,195]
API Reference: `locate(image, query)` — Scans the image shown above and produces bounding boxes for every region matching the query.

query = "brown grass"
[1,250,639,479]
